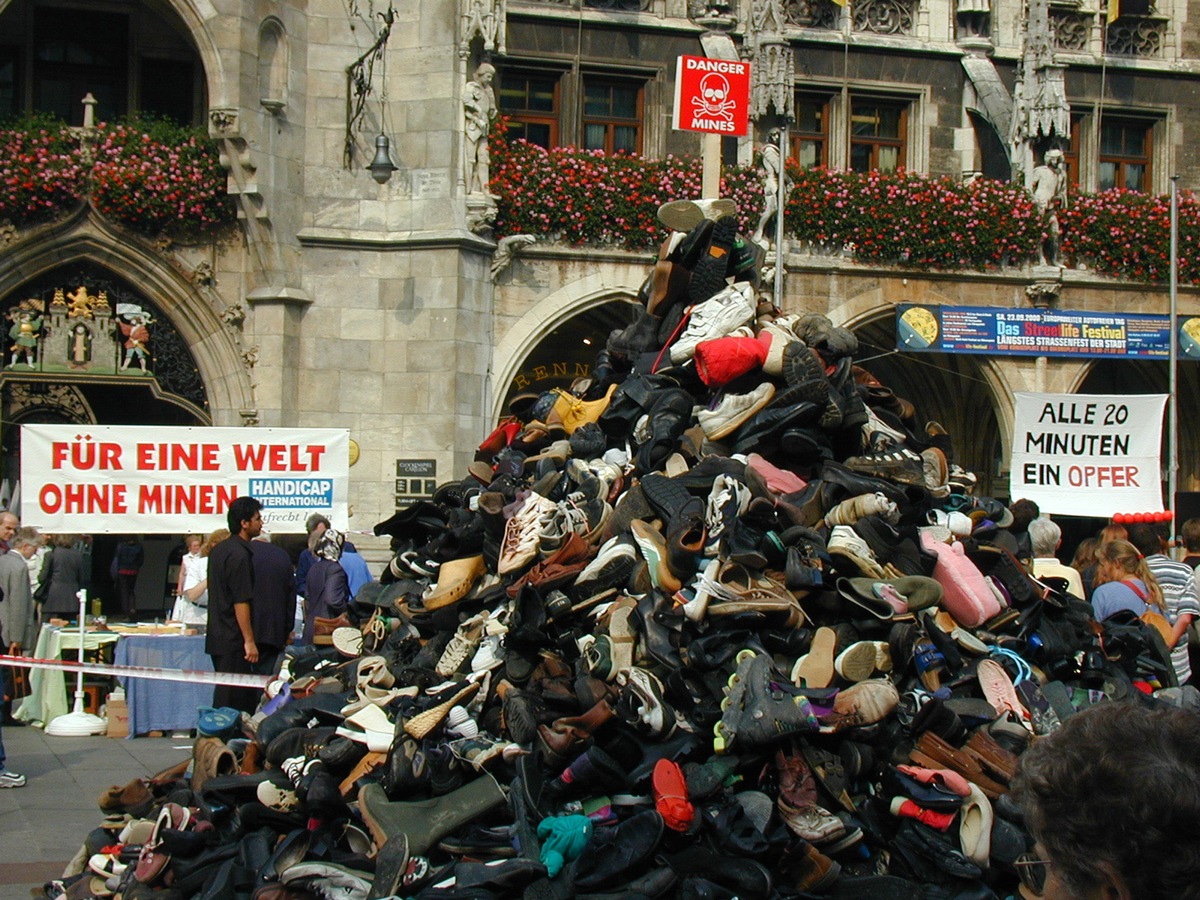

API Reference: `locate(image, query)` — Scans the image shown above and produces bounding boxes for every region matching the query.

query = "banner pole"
[1169,175,1179,534]
[773,124,787,311]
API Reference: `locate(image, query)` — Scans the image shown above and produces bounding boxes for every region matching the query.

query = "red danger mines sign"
[672,55,751,136]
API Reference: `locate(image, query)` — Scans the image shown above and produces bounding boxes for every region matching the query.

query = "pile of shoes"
[46,200,1196,900]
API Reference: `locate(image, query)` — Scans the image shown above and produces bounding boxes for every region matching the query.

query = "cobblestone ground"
[0,726,190,896]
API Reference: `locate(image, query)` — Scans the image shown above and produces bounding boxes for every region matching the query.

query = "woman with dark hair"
[1090,538,1164,621]
[37,534,89,619]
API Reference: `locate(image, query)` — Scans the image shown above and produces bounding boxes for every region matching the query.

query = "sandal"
[912,637,946,691]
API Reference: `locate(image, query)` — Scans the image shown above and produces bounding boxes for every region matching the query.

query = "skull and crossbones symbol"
[692,72,735,121]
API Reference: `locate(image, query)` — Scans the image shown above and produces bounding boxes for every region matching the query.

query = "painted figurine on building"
[463,62,498,195]
[118,311,152,373]
[68,323,93,368]
[1031,149,1068,267]
[8,308,42,368]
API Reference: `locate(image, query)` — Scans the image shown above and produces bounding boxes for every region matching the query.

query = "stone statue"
[1031,148,1067,266]
[460,0,506,57]
[463,62,498,196]
[752,128,792,249]
[8,309,41,368]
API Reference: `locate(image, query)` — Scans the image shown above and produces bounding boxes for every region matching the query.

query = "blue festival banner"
[896,305,1200,360]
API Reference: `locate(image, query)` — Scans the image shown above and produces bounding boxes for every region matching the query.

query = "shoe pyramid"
[48,198,1183,900]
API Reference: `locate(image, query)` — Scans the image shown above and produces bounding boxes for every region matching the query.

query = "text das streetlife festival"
[1023,400,1141,490]
[38,436,333,515]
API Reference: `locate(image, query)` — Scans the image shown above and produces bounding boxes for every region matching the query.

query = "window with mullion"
[582,77,642,154]
[1099,118,1151,191]
[849,100,906,173]
[498,70,561,149]
[790,95,830,168]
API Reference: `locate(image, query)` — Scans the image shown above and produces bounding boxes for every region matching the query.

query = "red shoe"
[889,796,955,831]
[653,759,695,832]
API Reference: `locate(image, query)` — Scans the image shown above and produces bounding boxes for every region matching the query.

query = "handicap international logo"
[899,306,939,350]
[1181,317,1200,360]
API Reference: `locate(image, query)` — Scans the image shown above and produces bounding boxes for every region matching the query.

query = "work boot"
[359,774,507,857]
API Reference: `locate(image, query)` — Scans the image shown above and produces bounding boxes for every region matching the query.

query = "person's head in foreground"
[1012,701,1200,899]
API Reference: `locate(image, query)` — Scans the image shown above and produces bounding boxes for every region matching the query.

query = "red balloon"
[1164,510,1175,521]
[1133,512,1147,523]
[1113,513,1127,524]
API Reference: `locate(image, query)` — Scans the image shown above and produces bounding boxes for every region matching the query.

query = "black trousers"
[210,651,259,714]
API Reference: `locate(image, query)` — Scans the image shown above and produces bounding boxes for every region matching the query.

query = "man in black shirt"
[250,535,297,672]
[205,496,263,712]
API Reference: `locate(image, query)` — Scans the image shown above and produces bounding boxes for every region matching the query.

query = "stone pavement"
[0,725,190,898]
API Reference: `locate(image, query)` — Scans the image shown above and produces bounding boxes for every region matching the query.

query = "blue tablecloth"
[114,634,213,737]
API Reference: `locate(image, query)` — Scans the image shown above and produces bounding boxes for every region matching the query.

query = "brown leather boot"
[313,612,352,645]
[777,839,841,893]
[537,698,615,765]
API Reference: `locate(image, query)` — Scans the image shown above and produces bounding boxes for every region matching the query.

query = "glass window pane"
[1099,160,1118,190]
[583,85,610,116]
[1126,163,1145,191]
[878,145,900,173]
[613,125,637,153]
[796,100,823,133]
[611,85,638,118]
[528,80,556,112]
[584,123,607,150]
[878,107,901,138]
[850,143,872,172]
[798,140,820,169]
[851,107,878,136]
[1100,123,1123,155]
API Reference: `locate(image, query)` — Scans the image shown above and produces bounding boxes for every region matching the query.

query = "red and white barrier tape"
[0,654,271,688]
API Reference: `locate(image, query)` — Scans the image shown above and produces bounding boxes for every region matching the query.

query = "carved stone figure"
[752,128,792,249]
[1030,149,1067,266]
[463,63,498,196]
[460,0,506,57]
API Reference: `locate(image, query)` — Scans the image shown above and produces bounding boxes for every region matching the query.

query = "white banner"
[1009,392,1166,517]
[20,425,349,534]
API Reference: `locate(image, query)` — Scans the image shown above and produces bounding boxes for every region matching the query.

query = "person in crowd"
[249,534,297,672]
[0,528,39,735]
[1028,516,1085,598]
[174,531,222,626]
[1008,498,1040,562]
[1069,536,1099,598]
[1129,522,1199,685]
[1012,701,1200,900]
[25,532,46,609]
[205,497,263,713]
[294,513,329,600]
[1181,517,1200,568]
[302,527,349,645]
[1090,538,1163,622]
[1079,523,1128,599]
[37,534,89,621]
[175,533,202,599]
[0,509,18,555]
[112,537,144,620]
[340,540,372,600]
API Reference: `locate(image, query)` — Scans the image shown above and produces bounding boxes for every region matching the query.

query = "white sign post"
[20,425,350,534]
[1009,392,1167,517]
[672,54,751,198]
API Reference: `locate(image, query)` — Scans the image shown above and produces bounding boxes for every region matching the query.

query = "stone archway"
[491,279,639,422]
[0,210,255,425]
[845,307,1009,497]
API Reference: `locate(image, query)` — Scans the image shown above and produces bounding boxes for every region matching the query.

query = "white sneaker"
[498,492,555,574]
[697,383,776,440]
[827,525,877,561]
[669,283,756,363]
[705,474,751,553]
[0,770,26,788]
